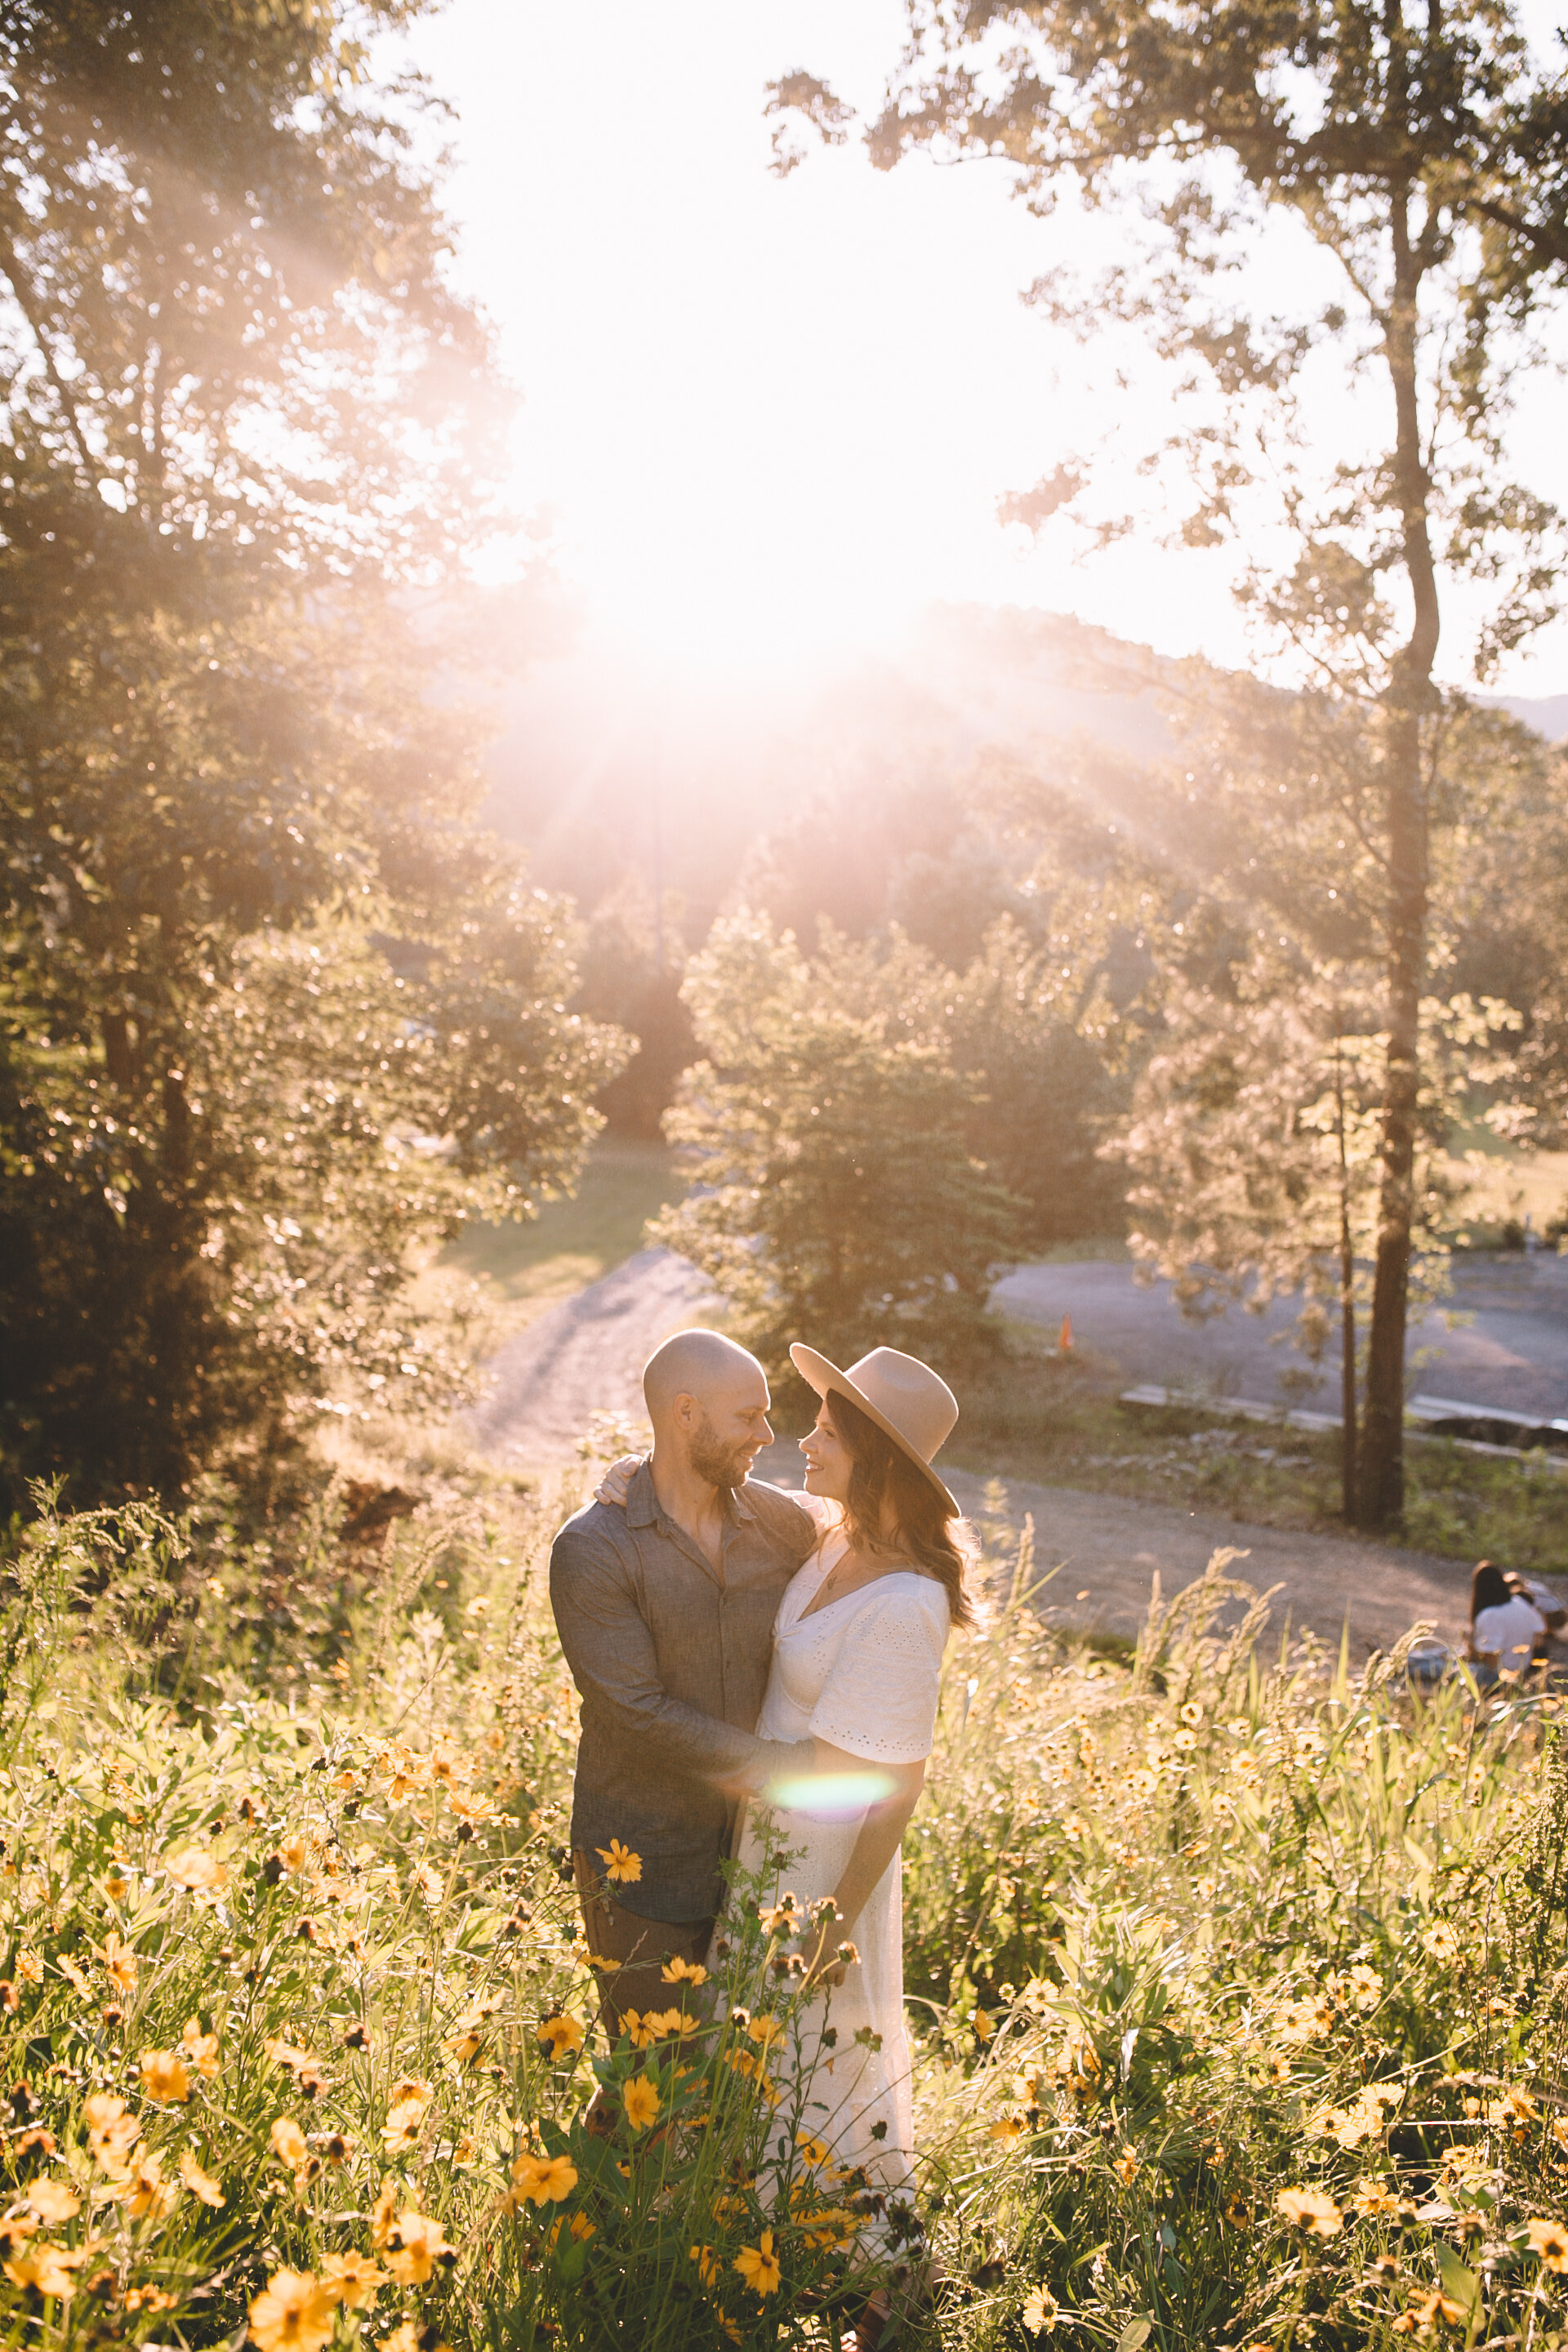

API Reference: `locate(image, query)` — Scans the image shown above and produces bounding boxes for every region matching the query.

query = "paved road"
[995,1253,1568,1420]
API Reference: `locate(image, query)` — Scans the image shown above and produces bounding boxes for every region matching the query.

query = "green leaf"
[1117,2321,1153,2352]
[1436,2245,1480,2314]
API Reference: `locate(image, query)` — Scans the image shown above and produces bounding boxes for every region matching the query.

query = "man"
[549,1327,819,2029]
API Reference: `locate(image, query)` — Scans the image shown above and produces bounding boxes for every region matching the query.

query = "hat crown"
[841,1347,957,1465]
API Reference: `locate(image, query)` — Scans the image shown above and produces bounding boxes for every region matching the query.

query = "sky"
[404,0,1568,704]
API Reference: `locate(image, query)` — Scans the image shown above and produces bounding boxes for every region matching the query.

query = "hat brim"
[790,1343,960,1517]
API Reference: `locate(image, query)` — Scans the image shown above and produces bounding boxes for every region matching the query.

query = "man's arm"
[549,1524,814,1793]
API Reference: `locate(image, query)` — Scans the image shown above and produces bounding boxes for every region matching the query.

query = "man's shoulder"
[550,1499,635,1574]
[738,1478,817,1555]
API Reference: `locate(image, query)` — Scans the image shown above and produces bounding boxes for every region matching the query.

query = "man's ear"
[671,1391,699,1432]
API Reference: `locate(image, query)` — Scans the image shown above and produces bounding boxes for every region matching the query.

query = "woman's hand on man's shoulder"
[593,1454,644,1510]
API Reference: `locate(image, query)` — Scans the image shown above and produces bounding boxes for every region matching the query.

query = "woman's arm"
[798,1735,926,1979]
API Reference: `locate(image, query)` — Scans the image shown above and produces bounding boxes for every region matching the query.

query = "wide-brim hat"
[790,1343,960,1516]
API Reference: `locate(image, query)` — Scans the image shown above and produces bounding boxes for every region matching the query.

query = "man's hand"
[594,1454,644,1509]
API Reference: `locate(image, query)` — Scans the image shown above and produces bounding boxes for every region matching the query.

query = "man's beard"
[689,1414,754,1491]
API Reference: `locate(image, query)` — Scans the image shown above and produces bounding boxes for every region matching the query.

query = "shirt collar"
[626,1459,758,1531]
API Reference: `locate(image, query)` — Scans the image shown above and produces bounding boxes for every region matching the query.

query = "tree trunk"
[1334,1038,1357,1523]
[1359,180,1438,1531]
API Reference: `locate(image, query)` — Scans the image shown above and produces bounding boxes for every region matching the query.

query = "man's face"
[686,1369,773,1490]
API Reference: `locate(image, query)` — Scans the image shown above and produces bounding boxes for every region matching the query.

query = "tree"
[654,912,1027,1385]
[776,0,1568,1525]
[0,2,625,1497]
[1117,954,1522,1515]
[573,877,695,1140]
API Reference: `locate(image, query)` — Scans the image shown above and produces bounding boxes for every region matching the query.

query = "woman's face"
[800,1401,853,1503]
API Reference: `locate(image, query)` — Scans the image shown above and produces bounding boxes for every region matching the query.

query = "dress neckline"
[787,1536,933,1630]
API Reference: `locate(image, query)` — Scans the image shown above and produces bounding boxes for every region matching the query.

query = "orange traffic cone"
[1059,1314,1073,1353]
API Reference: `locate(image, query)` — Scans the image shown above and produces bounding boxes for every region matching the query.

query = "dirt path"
[470,1248,1472,1657]
[466,1246,712,1468]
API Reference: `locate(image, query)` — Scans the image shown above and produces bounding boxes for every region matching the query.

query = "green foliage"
[654,911,1028,1379]
[573,879,695,1141]
[0,1,627,1499]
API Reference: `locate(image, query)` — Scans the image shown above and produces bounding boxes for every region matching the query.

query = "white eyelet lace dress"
[734,1530,949,2207]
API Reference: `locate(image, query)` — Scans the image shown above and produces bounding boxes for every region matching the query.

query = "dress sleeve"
[806,1585,948,1764]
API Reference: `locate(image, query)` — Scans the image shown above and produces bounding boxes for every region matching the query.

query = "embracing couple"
[547,1325,973,2226]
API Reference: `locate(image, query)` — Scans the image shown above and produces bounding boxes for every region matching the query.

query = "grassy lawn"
[1446,1133,1568,1240]
[412,1139,682,1348]
[952,1322,1568,1570]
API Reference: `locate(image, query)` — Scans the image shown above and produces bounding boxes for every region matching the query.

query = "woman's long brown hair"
[822,1386,976,1631]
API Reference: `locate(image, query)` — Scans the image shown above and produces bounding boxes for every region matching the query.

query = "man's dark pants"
[572,1850,714,2035]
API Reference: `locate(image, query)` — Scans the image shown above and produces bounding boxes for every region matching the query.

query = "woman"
[1469,1558,1565,1673]
[733,1341,973,2235]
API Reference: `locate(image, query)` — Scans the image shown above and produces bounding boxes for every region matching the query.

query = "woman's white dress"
[735,1530,949,2205]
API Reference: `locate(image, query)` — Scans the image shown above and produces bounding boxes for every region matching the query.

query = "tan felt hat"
[790,1343,960,1516]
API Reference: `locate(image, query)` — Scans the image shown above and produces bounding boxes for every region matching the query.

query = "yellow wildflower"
[662,1956,709,1987]
[181,2019,221,2078]
[368,2181,398,2247]
[509,2151,579,2207]
[990,2111,1028,2146]
[1421,1922,1461,1965]
[102,1933,137,1990]
[139,2048,192,2104]
[20,2180,78,2224]
[382,2207,455,2286]
[1113,2151,1140,2185]
[623,2075,661,2133]
[690,2244,720,2287]
[270,2118,309,2171]
[733,2230,782,2297]
[596,1838,642,1885]
[318,2252,386,2309]
[1022,2286,1058,2333]
[82,2091,139,2173]
[166,1846,229,1893]
[537,2012,586,2060]
[3,2242,87,2299]
[1529,2218,1568,2272]
[1277,2186,1342,2237]
[247,2268,336,2352]
[1281,1995,1334,2045]
[117,2152,177,2220]
[275,1833,309,1873]
[382,2099,427,2155]
[179,2149,226,2207]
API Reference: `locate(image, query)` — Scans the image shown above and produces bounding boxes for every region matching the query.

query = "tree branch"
[0,224,96,482]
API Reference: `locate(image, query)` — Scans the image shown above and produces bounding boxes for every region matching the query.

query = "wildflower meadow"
[2,1470,1568,2350]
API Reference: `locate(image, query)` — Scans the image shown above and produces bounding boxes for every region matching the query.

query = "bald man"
[549,1330,818,2027]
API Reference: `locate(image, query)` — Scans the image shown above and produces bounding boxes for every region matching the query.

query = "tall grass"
[1,1478,1566,2350]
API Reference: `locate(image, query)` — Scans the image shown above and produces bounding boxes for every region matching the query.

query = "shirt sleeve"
[806,1585,948,1764]
[549,1523,815,1788]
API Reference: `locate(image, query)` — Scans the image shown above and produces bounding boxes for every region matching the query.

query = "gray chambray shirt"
[549,1460,819,1924]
